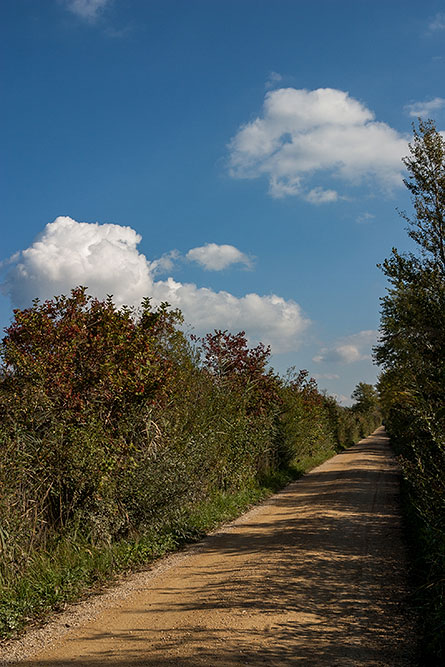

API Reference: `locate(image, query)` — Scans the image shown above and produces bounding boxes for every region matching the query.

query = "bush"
[0,288,380,637]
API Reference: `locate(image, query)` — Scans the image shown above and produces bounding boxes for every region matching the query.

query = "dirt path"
[3,427,417,666]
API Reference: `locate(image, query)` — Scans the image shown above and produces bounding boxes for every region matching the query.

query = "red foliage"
[286,368,323,408]
[198,330,281,414]
[1,287,182,423]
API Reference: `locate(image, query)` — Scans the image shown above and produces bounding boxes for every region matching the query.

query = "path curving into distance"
[4,427,417,666]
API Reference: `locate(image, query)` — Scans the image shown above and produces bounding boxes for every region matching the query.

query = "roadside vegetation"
[0,288,380,639]
[375,120,445,663]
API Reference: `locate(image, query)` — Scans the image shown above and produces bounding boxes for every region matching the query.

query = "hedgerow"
[0,288,379,637]
[375,120,445,662]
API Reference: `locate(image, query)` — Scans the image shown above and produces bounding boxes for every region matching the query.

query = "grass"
[0,445,336,641]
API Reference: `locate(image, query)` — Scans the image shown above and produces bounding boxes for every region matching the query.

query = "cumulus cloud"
[313,330,378,364]
[186,243,252,271]
[1,217,309,353]
[3,217,151,309]
[153,278,308,351]
[63,0,111,21]
[228,87,408,201]
[405,97,445,118]
[149,250,181,276]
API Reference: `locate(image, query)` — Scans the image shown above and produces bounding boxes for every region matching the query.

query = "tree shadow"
[20,432,418,666]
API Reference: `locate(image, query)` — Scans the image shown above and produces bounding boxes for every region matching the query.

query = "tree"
[198,330,281,414]
[400,119,445,275]
[351,382,379,414]
[375,120,445,661]
[375,120,445,418]
[374,118,445,486]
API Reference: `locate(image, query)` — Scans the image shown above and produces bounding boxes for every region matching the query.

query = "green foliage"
[0,288,184,541]
[277,369,335,464]
[0,288,378,638]
[0,456,326,640]
[351,382,379,414]
[316,382,381,449]
[401,118,445,272]
[375,119,445,662]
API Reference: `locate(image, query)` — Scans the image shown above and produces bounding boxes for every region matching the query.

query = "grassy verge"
[0,446,335,641]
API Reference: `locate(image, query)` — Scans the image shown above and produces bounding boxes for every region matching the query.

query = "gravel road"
[2,427,417,666]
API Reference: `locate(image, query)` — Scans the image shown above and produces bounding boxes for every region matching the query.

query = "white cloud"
[356,212,375,224]
[149,250,180,276]
[405,97,445,118]
[428,13,445,32]
[304,187,339,205]
[186,243,252,271]
[228,87,408,201]
[313,330,378,364]
[265,72,283,90]
[322,344,364,364]
[153,278,308,352]
[3,217,151,309]
[2,217,309,353]
[63,0,111,21]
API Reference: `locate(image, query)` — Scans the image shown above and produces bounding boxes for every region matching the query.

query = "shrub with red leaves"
[1,287,182,427]
[198,329,281,415]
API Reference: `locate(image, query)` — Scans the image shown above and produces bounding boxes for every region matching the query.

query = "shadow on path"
[18,428,417,666]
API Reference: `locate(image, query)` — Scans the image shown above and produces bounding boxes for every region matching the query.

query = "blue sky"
[1,0,444,403]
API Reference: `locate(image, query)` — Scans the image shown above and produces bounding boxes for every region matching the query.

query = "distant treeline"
[0,287,380,637]
[375,120,445,663]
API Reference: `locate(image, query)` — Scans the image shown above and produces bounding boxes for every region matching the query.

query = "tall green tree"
[351,382,379,414]
[400,119,445,274]
[375,120,445,423]
[375,119,445,661]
